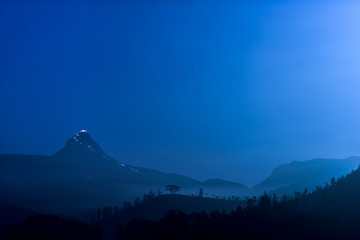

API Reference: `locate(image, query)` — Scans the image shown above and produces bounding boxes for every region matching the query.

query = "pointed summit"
[55,130,105,156]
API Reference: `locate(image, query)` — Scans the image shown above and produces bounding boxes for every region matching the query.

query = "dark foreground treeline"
[5,166,360,240]
[4,215,101,240]
[122,208,332,240]
[96,192,244,223]
[120,167,360,240]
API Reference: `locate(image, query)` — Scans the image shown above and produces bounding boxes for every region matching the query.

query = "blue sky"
[1,1,360,185]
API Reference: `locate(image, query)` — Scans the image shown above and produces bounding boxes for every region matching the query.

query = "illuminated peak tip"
[80,130,88,133]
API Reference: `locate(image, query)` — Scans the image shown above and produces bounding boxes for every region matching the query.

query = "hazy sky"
[1,1,360,186]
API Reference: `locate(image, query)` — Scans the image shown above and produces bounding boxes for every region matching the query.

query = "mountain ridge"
[1,130,360,214]
[251,156,360,195]
[0,131,247,214]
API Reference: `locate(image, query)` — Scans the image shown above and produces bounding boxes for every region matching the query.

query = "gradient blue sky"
[1,0,360,186]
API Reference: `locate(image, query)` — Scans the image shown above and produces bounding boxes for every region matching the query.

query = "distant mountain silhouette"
[0,131,247,214]
[251,157,360,195]
[2,130,360,215]
[4,131,360,239]
[8,165,360,240]
[56,130,105,156]
[204,178,247,188]
[202,178,247,196]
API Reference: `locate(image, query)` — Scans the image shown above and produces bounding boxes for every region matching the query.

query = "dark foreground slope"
[120,166,360,240]
[4,215,101,240]
[103,194,244,224]
[99,194,245,240]
[2,194,245,240]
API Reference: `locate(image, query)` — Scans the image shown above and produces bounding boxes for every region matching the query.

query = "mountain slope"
[0,131,199,213]
[0,131,247,214]
[251,157,360,195]
[202,179,248,196]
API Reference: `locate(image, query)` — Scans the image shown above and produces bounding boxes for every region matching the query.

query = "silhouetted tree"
[280,195,288,202]
[272,193,278,208]
[293,191,301,199]
[134,197,141,206]
[303,188,308,196]
[199,187,204,197]
[143,190,156,201]
[246,196,256,209]
[113,206,120,216]
[165,185,181,194]
[102,206,113,219]
[122,201,132,210]
[259,193,271,213]
[235,205,243,216]
[148,190,155,199]
[209,210,221,219]
[96,208,101,221]
[330,177,336,186]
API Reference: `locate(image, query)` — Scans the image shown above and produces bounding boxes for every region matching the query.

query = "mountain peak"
[55,130,105,156]
[73,130,91,140]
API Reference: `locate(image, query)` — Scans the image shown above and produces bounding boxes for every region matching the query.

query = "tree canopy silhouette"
[165,185,181,194]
